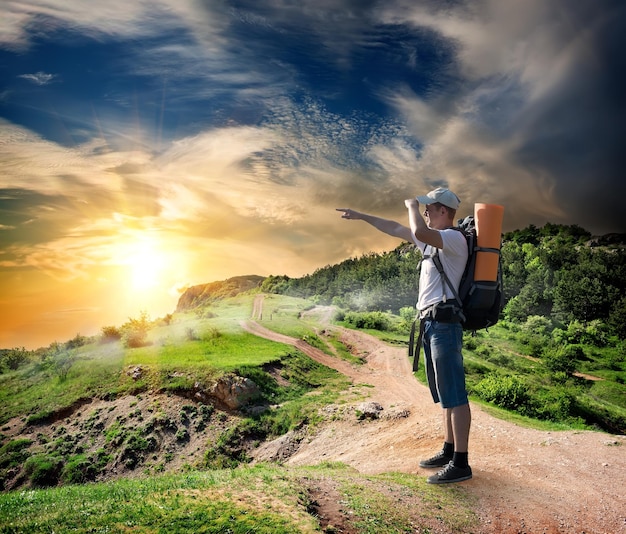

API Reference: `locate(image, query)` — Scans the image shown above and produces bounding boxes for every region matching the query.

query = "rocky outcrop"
[204,374,260,410]
[176,275,265,311]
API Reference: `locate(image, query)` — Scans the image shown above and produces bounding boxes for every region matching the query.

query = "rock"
[127,366,144,380]
[209,374,260,410]
[356,402,384,420]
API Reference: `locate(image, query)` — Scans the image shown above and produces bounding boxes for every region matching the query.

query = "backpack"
[432,215,504,332]
[409,216,503,370]
[431,215,504,331]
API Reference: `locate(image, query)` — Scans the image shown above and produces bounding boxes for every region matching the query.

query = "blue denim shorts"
[422,320,468,408]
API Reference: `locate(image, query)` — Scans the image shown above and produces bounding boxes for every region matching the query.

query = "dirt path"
[242,296,626,534]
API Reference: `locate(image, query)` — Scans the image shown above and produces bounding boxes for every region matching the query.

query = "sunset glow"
[128,246,166,292]
[1,1,624,349]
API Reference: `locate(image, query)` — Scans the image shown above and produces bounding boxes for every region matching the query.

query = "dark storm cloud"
[512,1,626,234]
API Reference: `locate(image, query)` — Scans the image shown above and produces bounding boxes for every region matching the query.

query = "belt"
[409,300,463,372]
[419,299,462,321]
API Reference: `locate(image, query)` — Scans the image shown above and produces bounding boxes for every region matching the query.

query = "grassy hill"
[0,294,481,532]
[1,285,625,531]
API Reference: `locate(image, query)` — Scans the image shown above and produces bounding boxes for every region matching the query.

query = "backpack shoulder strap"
[430,249,462,304]
[430,226,466,303]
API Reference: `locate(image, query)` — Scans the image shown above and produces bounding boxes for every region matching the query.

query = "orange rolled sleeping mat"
[474,203,504,281]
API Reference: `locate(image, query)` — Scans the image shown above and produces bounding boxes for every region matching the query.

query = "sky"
[1,0,625,349]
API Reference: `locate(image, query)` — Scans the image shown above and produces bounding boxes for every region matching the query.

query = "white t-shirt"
[413,229,468,311]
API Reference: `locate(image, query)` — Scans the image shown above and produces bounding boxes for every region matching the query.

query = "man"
[337,187,472,484]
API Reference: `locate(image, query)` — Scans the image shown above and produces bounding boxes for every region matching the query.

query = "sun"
[126,242,167,292]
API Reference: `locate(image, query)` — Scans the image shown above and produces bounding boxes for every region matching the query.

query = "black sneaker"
[427,462,472,484]
[419,450,452,468]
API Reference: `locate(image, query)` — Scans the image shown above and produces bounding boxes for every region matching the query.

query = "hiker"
[336,187,472,484]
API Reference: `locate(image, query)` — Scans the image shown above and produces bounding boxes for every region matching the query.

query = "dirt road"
[242,296,626,534]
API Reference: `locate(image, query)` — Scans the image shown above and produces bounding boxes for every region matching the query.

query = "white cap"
[416,187,461,209]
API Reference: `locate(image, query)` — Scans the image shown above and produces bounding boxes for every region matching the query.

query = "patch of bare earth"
[244,296,626,534]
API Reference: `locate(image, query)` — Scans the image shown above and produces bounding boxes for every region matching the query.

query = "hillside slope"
[176,275,265,311]
[245,297,626,534]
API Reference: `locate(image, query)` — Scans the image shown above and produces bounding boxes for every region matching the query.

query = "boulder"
[209,374,260,410]
[356,401,384,420]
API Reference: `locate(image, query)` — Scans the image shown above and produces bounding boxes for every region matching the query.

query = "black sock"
[452,451,468,468]
[443,441,454,457]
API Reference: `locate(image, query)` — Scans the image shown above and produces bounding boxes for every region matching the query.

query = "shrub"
[101,325,122,342]
[175,429,190,443]
[61,454,100,484]
[473,374,530,411]
[121,311,151,348]
[202,326,222,341]
[119,431,156,469]
[476,345,491,358]
[123,330,148,349]
[464,337,479,351]
[0,439,32,469]
[543,346,579,376]
[23,454,63,487]
[530,387,578,422]
[343,311,392,331]
[65,333,88,350]
[333,309,346,322]
[185,327,198,341]
[519,333,546,358]
[522,315,553,336]
[0,347,30,371]
[54,352,76,381]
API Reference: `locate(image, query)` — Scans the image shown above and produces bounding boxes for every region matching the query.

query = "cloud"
[373,0,626,233]
[18,71,56,85]
[1,0,625,273]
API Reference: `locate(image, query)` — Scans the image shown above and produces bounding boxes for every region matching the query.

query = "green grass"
[0,464,479,534]
[128,333,290,370]
[342,471,476,533]
[0,466,319,533]
[252,296,325,337]
[1,292,624,532]
[0,295,325,427]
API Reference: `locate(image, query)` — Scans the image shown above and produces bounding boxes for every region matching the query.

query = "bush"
[121,311,151,348]
[65,333,88,350]
[395,306,417,334]
[543,346,579,376]
[54,352,76,381]
[101,325,122,342]
[0,347,30,371]
[185,327,198,341]
[202,327,222,341]
[556,320,608,346]
[61,454,99,484]
[120,431,156,469]
[530,387,578,423]
[473,374,530,411]
[464,337,479,351]
[522,315,553,336]
[23,454,63,487]
[0,439,32,469]
[519,333,546,358]
[333,309,346,322]
[343,311,392,331]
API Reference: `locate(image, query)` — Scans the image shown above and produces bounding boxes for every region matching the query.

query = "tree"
[122,311,152,348]
[553,259,616,323]
[0,347,30,371]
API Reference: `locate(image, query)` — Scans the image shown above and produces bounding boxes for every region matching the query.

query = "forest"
[260,223,626,433]
[261,223,626,340]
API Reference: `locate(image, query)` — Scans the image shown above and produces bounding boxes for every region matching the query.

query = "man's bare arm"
[336,208,414,242]
[404,199,444,249]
